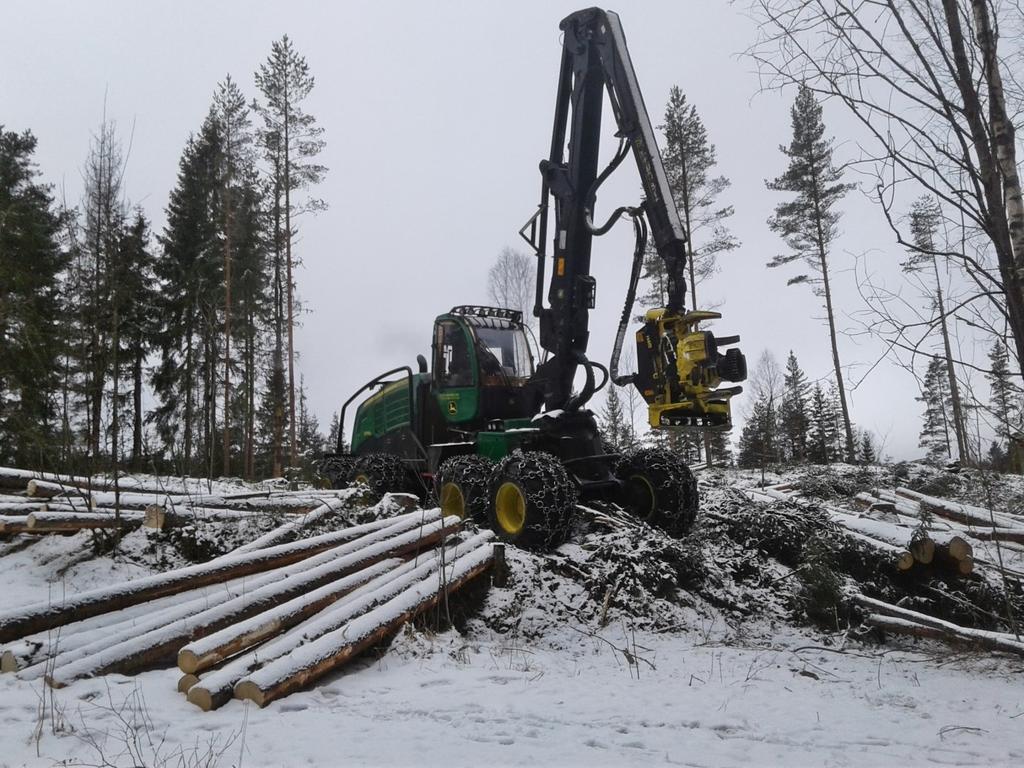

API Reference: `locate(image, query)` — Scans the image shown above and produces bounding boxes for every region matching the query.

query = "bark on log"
[15,562,309,680]
[185,533,492,711]
[27,511,144,531]
[0,506,439,644]
[176,556,404,674]
[864,613,1024,656]
[233,542,494,707]
[46,516,460,686]
[0,515,31,535]
[895,488,1021,529]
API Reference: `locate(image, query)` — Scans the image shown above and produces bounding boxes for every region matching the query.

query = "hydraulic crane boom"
[523,7,745,428]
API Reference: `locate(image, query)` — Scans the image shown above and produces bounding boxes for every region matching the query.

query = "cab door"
[432,319,479,423]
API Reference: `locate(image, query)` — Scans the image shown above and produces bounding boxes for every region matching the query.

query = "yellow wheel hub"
[440,482,466,519]
[494,482,527,535]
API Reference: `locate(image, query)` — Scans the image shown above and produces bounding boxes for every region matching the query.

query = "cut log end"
[186,686,215,711]
[909,537,935,565]
[896,551,915,571]
[233,679,266,706]
[1,649,19,673]
[177,649,200,675]
[144,505,166,529]
[958,554,974,576]
[177,673,199,694]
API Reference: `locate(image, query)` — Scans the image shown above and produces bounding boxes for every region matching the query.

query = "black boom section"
[530,7,690,412]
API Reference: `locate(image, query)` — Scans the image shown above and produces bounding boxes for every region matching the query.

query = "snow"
[2,465,1023,766]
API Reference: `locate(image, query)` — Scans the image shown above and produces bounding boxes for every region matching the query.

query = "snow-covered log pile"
[0,498,496,709]
[0,465,374,538]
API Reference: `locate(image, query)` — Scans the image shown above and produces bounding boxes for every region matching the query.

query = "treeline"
[0,36,330,480]
[598,14,1024,471]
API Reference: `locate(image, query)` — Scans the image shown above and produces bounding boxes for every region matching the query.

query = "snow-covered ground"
[3,623,1022,767]
[2,467,1023,767]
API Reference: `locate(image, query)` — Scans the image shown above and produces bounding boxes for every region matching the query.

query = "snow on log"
[0,506,436,643]
[45,515,460,685]
[27,511,144,531]
[0,515,31,535]
[185,533,492,711]
[0,502,45,514]
[894,488,1021,529]
[233,538,496,707]
[142,505,272,529]
[14,564,305,680]
[176,557,403,674]
[0,468,95,492]
[231,492,409,554]
[856,596,1024,657]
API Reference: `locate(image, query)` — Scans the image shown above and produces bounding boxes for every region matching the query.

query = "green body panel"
[351,374,425,453]
[476,420,539,462]
[436,386,478,423]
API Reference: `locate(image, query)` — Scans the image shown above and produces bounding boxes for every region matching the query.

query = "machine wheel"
[434,455,493,522]
[487,451,579,550]
[617,447,698,536]
[348,453,419,498]
[318,456,357,489]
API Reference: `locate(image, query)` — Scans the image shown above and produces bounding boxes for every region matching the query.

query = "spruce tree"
[152,118,222,473]
[112,211,158,470]
[807,383,834,464]
[918,357,953,465]
[779,350,809,463]
[0,127,69,466]
[599,385,631,452]
[640,87,737,310]
[860,431,877,464]
[737,394,777,468]
[766,86,856,461]
[986,340,1021,455]
[255,35,328,473]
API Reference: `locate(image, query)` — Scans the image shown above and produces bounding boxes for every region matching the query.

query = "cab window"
[434,321,473,387]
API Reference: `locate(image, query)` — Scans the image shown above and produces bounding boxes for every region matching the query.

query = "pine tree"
[766,86,856,461]
[255,35,328,473]
[918,357,953,465]
[640,87,737,310]
[778,350,809,463]
[0,127,69,466]
[903,195,970,463]
[860,431,877,464]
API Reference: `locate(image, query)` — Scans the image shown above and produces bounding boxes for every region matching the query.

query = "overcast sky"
[4,0,987,461]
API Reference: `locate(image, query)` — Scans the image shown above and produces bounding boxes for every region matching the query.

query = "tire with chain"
[347,453,419,498]
[616,447,698,536]
[487,451,578,550]
[317,456,357,489]
[434,455,493,522]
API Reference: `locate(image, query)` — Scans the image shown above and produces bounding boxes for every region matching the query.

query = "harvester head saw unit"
[634,309,747,431]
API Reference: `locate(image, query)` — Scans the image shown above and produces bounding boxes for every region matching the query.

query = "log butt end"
[177,673,199,694]
[177,649,200,675]
[233,679,267,707]
[1,650,19,673]
[186,686,215,711]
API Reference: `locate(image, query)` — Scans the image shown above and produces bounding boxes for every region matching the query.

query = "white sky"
[4,0,985,461]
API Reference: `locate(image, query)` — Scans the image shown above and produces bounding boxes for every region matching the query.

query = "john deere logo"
[448,401,457,414]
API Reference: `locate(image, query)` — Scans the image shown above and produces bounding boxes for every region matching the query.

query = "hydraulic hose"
[609,212,647,386]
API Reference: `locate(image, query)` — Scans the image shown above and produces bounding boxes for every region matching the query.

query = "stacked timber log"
[744,484,976,577]
[0,505,496,710]
[0,464,368,539]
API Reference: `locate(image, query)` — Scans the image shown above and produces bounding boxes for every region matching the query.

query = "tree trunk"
[222,183,233,477]
[284,94,298,472]
[932,263,970,464]
[131,349,143,471]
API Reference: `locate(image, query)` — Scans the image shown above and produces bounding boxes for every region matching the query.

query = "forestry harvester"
[320,8,747,549]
